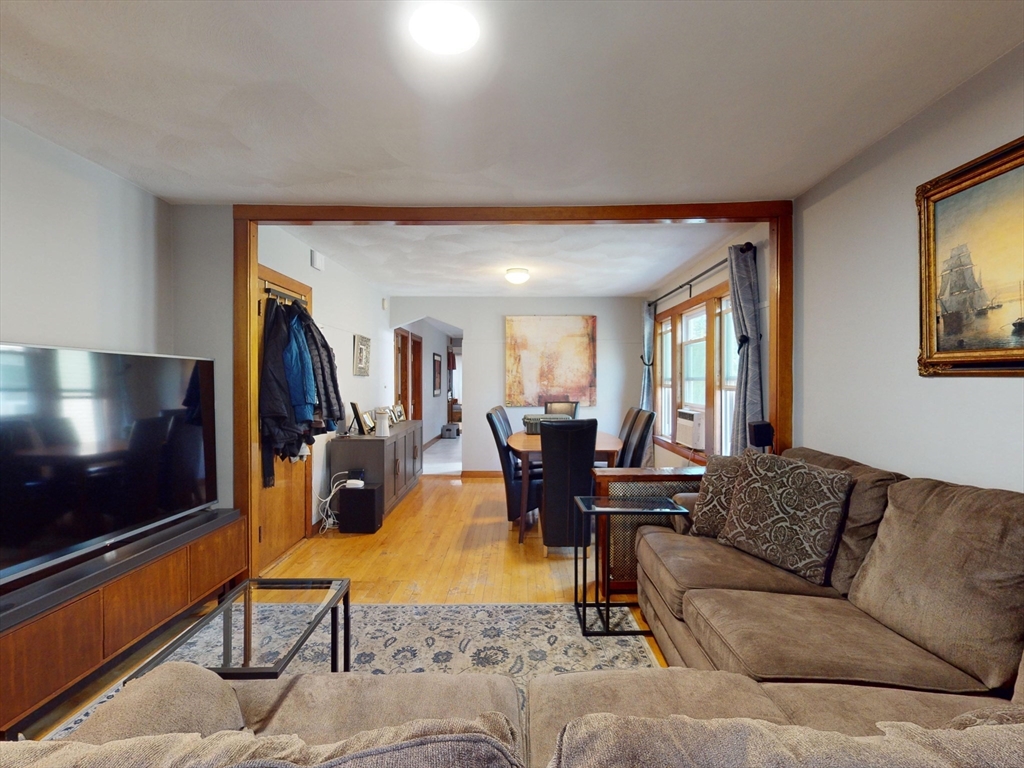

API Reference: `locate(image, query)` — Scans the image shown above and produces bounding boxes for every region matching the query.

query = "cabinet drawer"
[189,518,247,601]
[0,592,103,729]
[103,549,189,656]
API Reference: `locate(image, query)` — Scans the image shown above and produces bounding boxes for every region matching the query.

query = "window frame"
[652,280,732,464]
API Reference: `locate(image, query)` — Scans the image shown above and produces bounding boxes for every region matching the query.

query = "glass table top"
[574,496,685,515]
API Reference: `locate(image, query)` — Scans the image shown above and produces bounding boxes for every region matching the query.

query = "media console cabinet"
[328,420,423,518]
[0,509,247,736]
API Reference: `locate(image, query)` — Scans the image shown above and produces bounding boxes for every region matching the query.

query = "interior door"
[254,265,312,573]
[410,335,423,420]
[395,329,410,417]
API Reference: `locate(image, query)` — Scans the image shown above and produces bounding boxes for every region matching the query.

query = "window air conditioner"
[676,409,705,451]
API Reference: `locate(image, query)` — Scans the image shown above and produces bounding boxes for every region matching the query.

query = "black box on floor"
[333,483,384,533]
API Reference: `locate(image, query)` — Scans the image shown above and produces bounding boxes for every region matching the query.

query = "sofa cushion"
[636,526,838,620]
[545,712,1024,768]
[682,590,988,693]
[232,672,522,744]
[527,668,791,768]
[717,453,853,585]
[1016,653,1024,704]
[761,682,1009,736]
[13,713,522,767]
[848,479,1024,690]
[782,447,907,594]
[68,662,244,744]
[689,455,742,536]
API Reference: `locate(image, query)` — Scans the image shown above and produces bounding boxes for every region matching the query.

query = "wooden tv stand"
[0,509,247,736]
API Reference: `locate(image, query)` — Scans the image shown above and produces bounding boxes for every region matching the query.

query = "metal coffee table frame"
[128,577,350,681]
[574,497,685,637]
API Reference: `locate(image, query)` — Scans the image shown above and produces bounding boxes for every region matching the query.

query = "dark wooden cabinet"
[328,420,423,517]
[0,515,247,734]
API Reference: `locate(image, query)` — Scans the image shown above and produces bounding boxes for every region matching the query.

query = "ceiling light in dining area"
[505,268,530,285]
[409,2,480,55]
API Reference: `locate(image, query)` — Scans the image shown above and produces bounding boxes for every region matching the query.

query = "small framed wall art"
[917,136,1024,376]
[433,353,443,396]
[353,334,371,376]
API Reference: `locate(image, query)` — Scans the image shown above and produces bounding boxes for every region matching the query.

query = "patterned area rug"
[49,602,655,739]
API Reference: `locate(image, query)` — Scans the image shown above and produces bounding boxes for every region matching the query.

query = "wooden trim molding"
[234,202,792,225]
[233,202,794,537]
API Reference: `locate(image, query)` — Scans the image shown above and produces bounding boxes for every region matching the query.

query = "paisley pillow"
[718,453,852,585]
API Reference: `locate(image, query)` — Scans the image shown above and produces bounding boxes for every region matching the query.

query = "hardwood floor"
[268,476,578,603]
[22,475,664,738]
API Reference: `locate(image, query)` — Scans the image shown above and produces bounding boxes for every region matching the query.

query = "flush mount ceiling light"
[505,268,530,285]
[409,2,480,54]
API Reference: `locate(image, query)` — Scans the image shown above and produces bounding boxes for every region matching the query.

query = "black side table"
[334,483,384,533]
[573,496,687,636]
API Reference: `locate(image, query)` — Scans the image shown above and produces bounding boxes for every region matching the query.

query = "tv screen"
[0,344,218,585]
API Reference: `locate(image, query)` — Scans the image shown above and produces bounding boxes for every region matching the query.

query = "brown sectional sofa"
[3,448,1022,767]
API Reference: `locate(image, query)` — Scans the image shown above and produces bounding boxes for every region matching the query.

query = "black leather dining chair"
[617,407,640,443]
[619,409,654,468]
[544,401,579,417]
[539,419,597,551]
[487,407,542,524]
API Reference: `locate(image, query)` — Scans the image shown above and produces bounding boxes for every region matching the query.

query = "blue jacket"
[284,310,317,424]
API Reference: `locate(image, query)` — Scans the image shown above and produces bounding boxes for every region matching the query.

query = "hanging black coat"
[290,303,345,427]
[260,298,308,487]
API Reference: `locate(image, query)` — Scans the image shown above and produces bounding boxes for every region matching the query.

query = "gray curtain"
[639,301,656,466]
[728,244,763,454]
[639,301,655,410]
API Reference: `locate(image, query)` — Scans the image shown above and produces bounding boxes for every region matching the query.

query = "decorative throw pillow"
[717,453,853,585]
[941,705,1024,730]
[689,455,743,537]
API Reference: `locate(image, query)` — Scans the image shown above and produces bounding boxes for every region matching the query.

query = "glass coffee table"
[574,496,685,636]
[129,578,350,681]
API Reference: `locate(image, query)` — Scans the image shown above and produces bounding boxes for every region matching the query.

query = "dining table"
[505,430,624,544]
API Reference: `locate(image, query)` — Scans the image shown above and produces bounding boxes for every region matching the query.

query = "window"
[680,309,706,409]
[653,281,741,459]
[655,319,673,437]
[719,298,739,456]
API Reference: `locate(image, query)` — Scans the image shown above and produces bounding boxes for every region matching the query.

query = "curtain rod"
[649,242,753,306]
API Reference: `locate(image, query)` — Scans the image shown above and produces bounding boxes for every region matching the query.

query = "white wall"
[257,226,392,520]
[794,45,1024,491]
[0,118,174,353]
[172,206,235,507]
[391,297,645,472]
[399,318,453,441]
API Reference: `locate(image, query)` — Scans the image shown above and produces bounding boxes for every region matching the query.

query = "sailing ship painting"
[936,244,1015,339]
[919,137,1024,375]
[929,163,1024,355]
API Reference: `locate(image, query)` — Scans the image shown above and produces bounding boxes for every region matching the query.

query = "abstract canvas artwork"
[505,315,597,406]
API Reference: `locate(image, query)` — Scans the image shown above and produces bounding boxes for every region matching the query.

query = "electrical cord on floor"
[315,472,350,534]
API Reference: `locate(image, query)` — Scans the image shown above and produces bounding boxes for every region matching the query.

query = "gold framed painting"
[917,136,1024,376]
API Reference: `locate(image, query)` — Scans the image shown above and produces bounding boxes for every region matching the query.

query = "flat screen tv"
[0,343,218,587]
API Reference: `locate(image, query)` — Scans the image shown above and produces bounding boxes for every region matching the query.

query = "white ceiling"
[1,1,1021,207]
[278,221,753,296]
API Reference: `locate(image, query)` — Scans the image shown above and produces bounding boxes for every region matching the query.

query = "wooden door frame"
[394,328,410,418]
[410,334,423,420]
[233,203,793,552]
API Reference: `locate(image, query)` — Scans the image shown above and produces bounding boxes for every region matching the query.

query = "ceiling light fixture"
[409,3,480,55]
[505,268,530,285]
